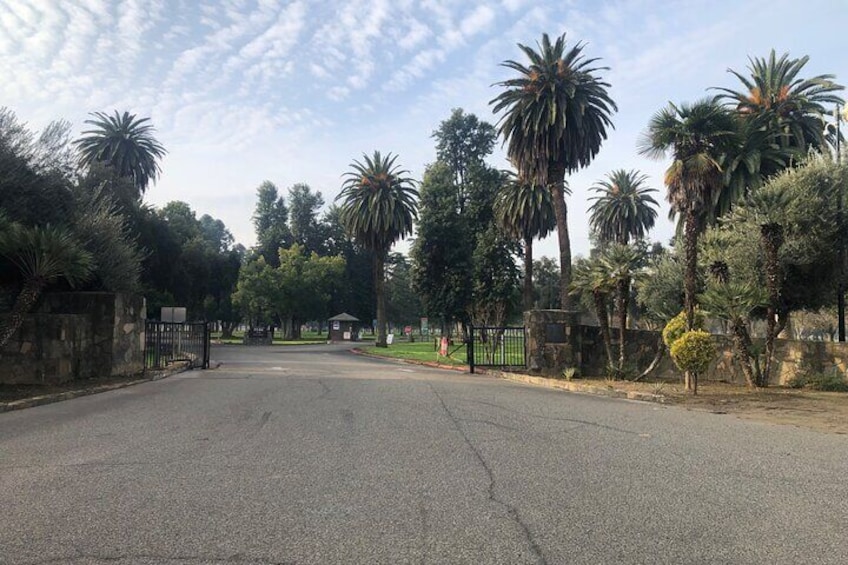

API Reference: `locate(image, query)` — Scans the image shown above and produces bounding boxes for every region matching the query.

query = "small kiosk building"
[328,313,361,342]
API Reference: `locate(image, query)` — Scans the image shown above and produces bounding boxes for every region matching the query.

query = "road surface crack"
[464,399,638,435]
[428,383,548,565]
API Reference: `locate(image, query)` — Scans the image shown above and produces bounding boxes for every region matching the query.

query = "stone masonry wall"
[525,312,848,385]
[0,292,146,384]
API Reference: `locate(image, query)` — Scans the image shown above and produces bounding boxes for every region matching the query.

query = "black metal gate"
[144,321,211,370]
[468,326,526,374]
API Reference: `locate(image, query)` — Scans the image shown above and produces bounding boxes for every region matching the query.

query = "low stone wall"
[525,310,848,385]
[0,292,146,384]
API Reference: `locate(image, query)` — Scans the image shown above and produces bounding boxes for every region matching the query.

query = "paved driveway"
[1,344,847,564]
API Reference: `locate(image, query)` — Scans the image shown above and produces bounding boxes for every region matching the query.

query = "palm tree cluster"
[639,51,844,388]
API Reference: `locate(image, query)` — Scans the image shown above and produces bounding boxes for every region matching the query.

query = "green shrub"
[662,309,705,349]
[790,369,848,392]
[670,330,715,375]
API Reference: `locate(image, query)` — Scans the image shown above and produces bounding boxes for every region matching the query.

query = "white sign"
[343,331,351,340]
[332,321,340,330]
[386,333,394,345]
[161,307,186,323]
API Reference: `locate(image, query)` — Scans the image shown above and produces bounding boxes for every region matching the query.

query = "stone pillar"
[524,310,581,376]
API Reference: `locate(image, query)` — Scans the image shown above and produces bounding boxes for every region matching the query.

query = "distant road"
[2,343,847,564]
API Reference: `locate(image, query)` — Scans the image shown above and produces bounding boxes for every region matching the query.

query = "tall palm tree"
[0,223,93,347]
[495,173,557,312]
[569,258,614,370]
[639,99,737,331]
[588,169,659,245]
[600,243,646,375]
[491,33,617,309]
[75,110,167,198]
[713,50,844,152]
[336,151,418,348]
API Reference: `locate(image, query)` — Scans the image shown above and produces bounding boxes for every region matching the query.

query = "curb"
[495,371,668,404]
[349,348,470,372]
[0,363,191,413]
[350,348,667,404]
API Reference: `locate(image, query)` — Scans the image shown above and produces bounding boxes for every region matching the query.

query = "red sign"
[439,337,448,356]
[404,325,412,335]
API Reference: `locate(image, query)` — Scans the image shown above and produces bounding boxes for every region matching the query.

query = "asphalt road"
[2,344,847,565]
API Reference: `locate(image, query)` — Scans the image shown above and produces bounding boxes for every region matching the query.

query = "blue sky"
[2,0,845,260]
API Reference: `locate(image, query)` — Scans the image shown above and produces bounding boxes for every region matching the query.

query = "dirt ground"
[576,377,848,435]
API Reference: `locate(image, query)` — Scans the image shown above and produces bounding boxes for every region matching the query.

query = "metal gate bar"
[144,321,210,370]
[468,326,526,374]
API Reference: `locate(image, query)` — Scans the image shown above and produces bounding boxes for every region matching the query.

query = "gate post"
[203,322,211,369]
[468,326,475,374]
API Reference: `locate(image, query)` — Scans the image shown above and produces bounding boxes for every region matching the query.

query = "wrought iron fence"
[468,326,526,374]
[144,321,210,370]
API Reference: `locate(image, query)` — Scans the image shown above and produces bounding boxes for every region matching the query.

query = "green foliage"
[490,32,617,184]
[787,368,848,392]
[588,169,659,245]
[662,310,705,349]
[411,162,473,325]
[669,330,715,375]
[533,257,560,309]
[74,110,166,195]
[252,180,292,266]
[337,151,418,254]
[638,251,684,325]
[233,244,345,333]
[432,108,496,207]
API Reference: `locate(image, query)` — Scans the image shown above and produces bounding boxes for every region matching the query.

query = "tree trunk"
[594,291,614,370]
[549,165,572,310]
[0,279,45,349]
[618,276,629,375]
[374,252,387,348]
[761,224,784,387]
[221,321,236,339]
[523,236,534,313]
[731,319,759,389]
[683,210,700,332]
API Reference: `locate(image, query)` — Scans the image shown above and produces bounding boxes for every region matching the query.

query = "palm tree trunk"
[618,277,629,374]
[684,210,700,331]
[374,252,387,348]
[731,319,759,389]
[523,236,534,313]
[594,291,614,370]
[549,165,572,310]
[0,279,45,349]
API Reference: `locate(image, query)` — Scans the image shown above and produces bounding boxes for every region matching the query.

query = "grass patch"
[361,340,467,366]
[210,329,344,346]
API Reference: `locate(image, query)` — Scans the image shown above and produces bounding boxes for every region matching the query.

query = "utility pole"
[836,103,845,342]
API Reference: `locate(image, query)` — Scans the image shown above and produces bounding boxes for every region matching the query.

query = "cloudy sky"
[2,0,845,259]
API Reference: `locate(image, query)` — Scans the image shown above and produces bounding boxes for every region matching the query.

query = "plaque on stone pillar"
[545,323,566,343]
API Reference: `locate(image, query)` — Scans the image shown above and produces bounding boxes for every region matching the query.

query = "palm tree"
[75,110,167,198]
[0,223,93,347]
[569,258,614,370]
[600,243,646,375]
[700,282,768,388]
[588,169,659,245]
[495,173,557,312]
[713,50,844,152]
[336,151,418,348]
[730,184,793,386]
[491,33,617,309]
[639,99,737,331]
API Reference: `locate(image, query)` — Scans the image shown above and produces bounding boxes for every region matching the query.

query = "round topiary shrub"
[662,309,705,349]
[669,330,715,376]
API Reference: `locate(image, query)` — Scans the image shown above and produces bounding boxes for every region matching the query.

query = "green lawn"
[361,339,467,366]
[210,329,338,346]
